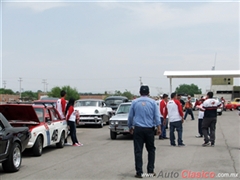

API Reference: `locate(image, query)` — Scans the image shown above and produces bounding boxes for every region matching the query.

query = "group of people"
[127,85,221,178]
[56,90,83,147]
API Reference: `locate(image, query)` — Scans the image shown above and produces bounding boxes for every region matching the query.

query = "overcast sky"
[1,0,239,96]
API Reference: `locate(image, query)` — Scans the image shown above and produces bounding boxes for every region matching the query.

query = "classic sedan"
[0,104,68,156]
[109,102,131,139]
[0,113,30,172]
[74,99,113,128]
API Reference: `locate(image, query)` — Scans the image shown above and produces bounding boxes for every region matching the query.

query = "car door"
[44,109,57,145]
[49,108,62,142]
[0,121,8,155]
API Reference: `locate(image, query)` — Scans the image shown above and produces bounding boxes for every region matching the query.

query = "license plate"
[124,127,129,132]
[79,122,85,125]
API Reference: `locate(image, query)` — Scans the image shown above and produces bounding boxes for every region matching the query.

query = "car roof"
[77,99,103,101]
[105,96,128,100]
[119,102,132,105]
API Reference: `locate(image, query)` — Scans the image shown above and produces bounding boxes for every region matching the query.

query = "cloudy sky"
[1,0,239,96]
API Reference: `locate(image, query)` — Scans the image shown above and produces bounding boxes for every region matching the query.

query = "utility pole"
[46,83,48,92]
[139,77,143,86]
[3,81,6,89]
[18,78,22,100]
[42,79,47,93]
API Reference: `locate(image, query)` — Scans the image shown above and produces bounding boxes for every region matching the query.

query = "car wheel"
[110,131,117,140]
[32,136,43,156]
[2,142,22,172]
[56,131,65,148]
[218,112,222,116]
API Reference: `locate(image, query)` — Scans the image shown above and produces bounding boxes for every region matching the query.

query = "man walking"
[201,92,221,147]
[56,90,67,119]
[184,96,195,120]
[128,85,161,178]
[164,92,185,147]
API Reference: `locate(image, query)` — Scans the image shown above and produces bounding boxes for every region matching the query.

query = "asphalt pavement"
[0,110,239,180]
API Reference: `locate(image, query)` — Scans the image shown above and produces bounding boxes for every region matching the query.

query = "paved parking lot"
[0,110,239,180]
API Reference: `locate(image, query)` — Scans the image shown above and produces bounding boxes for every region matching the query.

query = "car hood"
[110,113,129,121]
[74,107,100,115]
[0,104,39,123]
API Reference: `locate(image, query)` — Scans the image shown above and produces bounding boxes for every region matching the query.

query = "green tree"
[0,88,15,94]
[48,86,80,101]
[105,89,135,100]
[21,91,38,100]
[175,84,202,97]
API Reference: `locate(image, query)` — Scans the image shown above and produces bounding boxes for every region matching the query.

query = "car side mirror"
[45,117,51,122]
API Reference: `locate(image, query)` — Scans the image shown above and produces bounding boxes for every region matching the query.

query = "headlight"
[111,121,114,125]
[115,121,118,125]
[95,109,99,113]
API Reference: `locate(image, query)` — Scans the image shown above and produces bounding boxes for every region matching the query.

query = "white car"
[0,104,68,156]
[191,97,198,110]
[74,99,113,128]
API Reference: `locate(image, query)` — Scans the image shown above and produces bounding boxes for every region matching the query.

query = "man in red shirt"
[56,90,67,119]
[159,94,169,140]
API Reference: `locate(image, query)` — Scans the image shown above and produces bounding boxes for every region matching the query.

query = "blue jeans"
[184,109,194,120]
[68,121,79,144]
[169,121,183,145]
[159,117,167,138]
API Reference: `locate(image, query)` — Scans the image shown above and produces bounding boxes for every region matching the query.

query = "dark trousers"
[202,117,217,144]
[159,117,166,138]
[68,121,78,144]
[198,119,203,136]
[169,121,183,145]
[184,109,194,120]
[133,126,155,175]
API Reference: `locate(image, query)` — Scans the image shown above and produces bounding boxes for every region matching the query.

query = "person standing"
[65,98,83,147]
[56,90,69,144]
[201,92,221,147]
[164,92,185,147]
[128,85,161,178]
[56,90,67,119]
[159,94,169,140]
[177,94,185,110]
[195,98,205,138]
[184,96,195,120]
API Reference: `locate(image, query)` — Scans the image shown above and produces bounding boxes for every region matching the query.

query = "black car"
[0,113,30,172]
[105,96,129,113]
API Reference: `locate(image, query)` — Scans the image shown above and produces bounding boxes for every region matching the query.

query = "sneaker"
[211,142,215,147]
[135,174,142,178]
[159,137,164,140]
[171,144,176,146]
[178,144,185,147]
[195,135,203,138]
[73,143,80,147]
[202,142,210,147]
[77,143,83,146]
[163,137,169,139]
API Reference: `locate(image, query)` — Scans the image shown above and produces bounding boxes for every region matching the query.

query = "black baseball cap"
[140,85,149,95]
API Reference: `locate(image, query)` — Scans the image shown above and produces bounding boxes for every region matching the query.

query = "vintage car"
[230,98,240,109]
[74,99,113,128]
[0,104,68,156]
[105,96,129,113]
[109,102,131,139]
[0,113,30,172]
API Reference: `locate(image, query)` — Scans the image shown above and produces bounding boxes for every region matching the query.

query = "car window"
[49,108,60,121]
[34,108,44,122]
[75,101,97,107]
[116,104,131,114]
[105,99,125,106]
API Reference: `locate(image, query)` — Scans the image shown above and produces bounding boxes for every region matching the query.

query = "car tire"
[218,112,222,116]
[56,131,65,148]
[110,131,117,140]
[32,136,43,156]
[2,142,22,172]
[98,121,104,128]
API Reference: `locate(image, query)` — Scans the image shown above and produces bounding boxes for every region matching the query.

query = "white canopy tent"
[163,70,240,93]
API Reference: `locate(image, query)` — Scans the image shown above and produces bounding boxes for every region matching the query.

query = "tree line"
[0,84,202,101]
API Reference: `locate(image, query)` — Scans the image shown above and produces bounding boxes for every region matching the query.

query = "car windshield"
[75,101,98,107]
[116,104,131,114]
[34,108,44,122]
[105,99,125,106]
[191,98,196,102]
